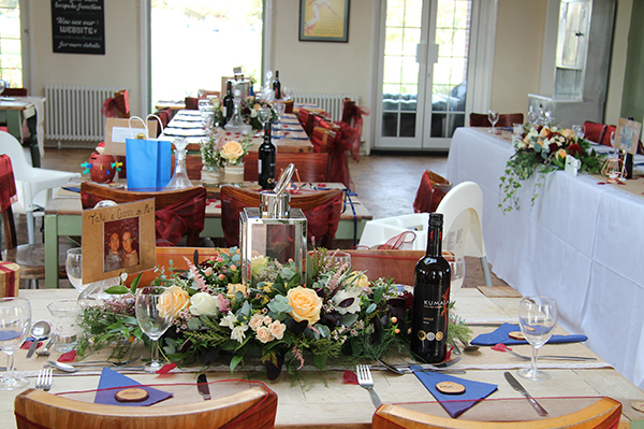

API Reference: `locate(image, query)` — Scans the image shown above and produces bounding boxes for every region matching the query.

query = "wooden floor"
[5,147,507,289]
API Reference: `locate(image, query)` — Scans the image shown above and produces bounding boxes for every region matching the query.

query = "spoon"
[26,320,51,358]
[46,361,145,373]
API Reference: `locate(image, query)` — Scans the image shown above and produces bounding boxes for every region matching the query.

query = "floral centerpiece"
[499,123,605,213]
[199,133,225,171]
[240,96,277,131]
[78,248,471,380]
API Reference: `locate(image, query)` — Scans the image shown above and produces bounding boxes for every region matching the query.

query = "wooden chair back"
[15,385,278,429]
[2,88,28,96]
[469,113,524,128]
[220,185,343,248]
[311,127,338,154]
[373,397,622,429]
[243,152,329,183]
[347,250,423,285]
[80,182,207,246]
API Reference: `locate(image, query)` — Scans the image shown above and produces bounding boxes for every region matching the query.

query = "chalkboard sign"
[51,0,105,55]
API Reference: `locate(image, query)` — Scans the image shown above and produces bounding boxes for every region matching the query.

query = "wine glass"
[282,86,294,101]
[135,287,174,373]
[572,124,586,140]
[258,106,271,129]
[65,247,89,291]
[517,296,558,381]
[527,106,539,127]
[488,110,499,133]
[273,102,286,136]
[0,298,31,390]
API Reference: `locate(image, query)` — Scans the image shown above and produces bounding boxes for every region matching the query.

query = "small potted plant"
[199,134,224,187]
[220,135,252,185]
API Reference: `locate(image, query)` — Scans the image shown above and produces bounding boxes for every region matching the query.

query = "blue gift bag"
[125,138,172,189]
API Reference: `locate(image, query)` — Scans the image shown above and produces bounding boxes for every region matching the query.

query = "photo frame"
[82,199,156,284]
[613,118,642,156]
[299,0,350,43]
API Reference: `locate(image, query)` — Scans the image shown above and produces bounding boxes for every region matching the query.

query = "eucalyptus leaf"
[342,313,359,326]
[187,317,203,331]
[366,303,377,314]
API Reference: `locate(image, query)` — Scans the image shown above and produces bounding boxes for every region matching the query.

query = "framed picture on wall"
[299,0,350,43]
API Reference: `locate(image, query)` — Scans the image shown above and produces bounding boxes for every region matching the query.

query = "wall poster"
[51,0,105,55]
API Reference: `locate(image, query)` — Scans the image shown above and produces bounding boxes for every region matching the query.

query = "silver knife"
[26,339,41,359]
[197,373,211,400]
[504,371,548,416]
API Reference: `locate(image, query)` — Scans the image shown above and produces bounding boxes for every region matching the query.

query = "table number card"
[614,118,642,156]
[81,199,156,284]
[565,155,581,176]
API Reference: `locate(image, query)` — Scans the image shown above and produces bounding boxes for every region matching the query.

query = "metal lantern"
[240,164,307,286]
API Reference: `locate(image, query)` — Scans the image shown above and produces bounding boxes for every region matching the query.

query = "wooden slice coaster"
[508,331,525,340]
[632,401,644,413]
[115,388,149,403]
[436,381,466,395]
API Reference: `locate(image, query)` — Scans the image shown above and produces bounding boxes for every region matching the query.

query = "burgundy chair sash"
[413,170,453,214]
[583,121,607,145]
[0,155,18,212]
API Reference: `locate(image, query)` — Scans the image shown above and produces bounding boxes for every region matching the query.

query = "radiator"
[293,93,359,122]
[45,85,122,146]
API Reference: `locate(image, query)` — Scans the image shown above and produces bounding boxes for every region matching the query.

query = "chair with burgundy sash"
[15,382,278,429]
[583,121,607,145]
[80,182,206,247]
[600,125,616,147]
[242,152,329,183]
[0,155,71,290]
[413,170,453,214]
[101,89,130,119]
[220,185,343,249]
[469,113,524,128]
[311,126,338,154]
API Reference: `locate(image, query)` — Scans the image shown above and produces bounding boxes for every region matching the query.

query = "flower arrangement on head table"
[77,248,472,379]
[240,97,277,131]
[499,123,605,213]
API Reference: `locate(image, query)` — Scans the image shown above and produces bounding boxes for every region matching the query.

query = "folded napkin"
[470,323,588,346]
[413,369,497,418]
[94,367,173,407]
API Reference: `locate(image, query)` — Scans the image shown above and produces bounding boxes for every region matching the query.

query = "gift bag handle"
[128,114,164,139]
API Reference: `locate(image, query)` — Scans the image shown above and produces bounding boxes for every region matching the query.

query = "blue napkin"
[94,367,173,407]
[470,323,588,346]
[413,369,497,418]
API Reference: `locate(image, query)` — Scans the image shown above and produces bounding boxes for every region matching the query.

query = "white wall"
[30,0,144,116]
[604,0,632,125]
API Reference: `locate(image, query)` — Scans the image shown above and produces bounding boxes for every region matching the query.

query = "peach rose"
[344,271,370,288]
[269,320,286,340]
[220,141,244,162]
[256,326,273,344]
[249,313,264,331]
[157,285,190,318]
[287,287,322,325]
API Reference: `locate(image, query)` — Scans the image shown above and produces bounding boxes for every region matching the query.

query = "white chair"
[435,181,493,287]
[358,213,428,250]
[0,131,81,244]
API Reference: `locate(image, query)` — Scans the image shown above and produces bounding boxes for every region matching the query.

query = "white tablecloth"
[447,127,644,389]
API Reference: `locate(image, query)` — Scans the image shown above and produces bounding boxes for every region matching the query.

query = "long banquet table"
[446,126,644,390]
[43,183,372,289]
[2,279,644,428]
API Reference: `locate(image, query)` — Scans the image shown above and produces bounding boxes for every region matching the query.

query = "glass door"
[375,0,472,150]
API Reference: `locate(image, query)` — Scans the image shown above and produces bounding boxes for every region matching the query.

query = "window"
[150,0,263,105]
[0,0,23,87]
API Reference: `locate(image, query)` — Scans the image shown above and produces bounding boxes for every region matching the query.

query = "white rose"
[256,326,273,343]
[231,324,249,343]
[189,292,220,317]
[332,288,362,315]
[250,109,258,118]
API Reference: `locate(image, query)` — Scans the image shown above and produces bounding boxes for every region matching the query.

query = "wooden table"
[446,127,644,392]
[43,183,372,288]
[2,282,644,428]
[0,96,45,167]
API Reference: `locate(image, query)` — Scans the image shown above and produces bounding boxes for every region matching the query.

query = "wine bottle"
[258,121,276,189]
[273,70,281,100]
[222,81,234,125]
[411,213,451,363]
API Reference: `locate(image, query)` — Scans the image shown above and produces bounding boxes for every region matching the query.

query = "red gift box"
[0,262,20,297]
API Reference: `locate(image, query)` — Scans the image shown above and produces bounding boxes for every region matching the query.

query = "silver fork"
[35,339,53,358]
[35,368,53,391]
[356,365,382,408]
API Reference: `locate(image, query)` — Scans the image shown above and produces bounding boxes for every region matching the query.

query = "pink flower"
[218,274,226,281]
[256,326,273,344]
[249,313,264,331]
[217,294,231,313]
[269,320,286,340]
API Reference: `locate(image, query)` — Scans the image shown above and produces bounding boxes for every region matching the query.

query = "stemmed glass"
[572,124,586,140]
[0,298,31,390]
[488,110,499,133]
[517,296,558,381]
[65,247,89,291]
[282,87,294,101]
[527,106,539,127]
[135,287,174,373]
[273,102,286,136]
[258,106,271,131]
